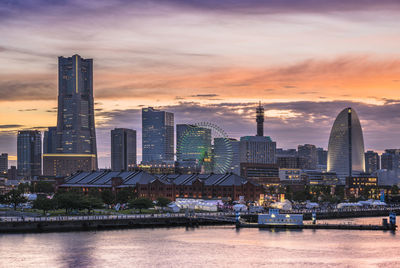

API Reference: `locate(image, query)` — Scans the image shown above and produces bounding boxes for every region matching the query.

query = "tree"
[391,185,399,195]
[156,197,171,210]
[33,197,56,215]
[101,190,114,206]
[116,188,136,204]
[81,195,103,214]
[128,198,153,213]
[17,183,30,194]
[4,189,27,210]
[55,192,85,213]
[31,181,55,194]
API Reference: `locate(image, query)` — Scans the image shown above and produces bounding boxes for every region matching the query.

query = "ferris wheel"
[177,122,234,174]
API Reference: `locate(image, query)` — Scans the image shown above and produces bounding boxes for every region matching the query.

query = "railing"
[0,207,399,223]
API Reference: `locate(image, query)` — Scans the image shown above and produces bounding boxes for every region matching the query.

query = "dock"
[237,222,397,231]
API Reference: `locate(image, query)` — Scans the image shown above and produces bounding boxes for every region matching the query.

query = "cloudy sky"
[1,0,400,168]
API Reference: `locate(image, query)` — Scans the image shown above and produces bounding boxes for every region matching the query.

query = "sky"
[0,0,400,168]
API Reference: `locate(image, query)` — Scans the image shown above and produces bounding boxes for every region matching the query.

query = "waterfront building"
[58,171,264,202]
[0,153,7,174]
[279,168,302,182]
[43,127,57,154]
[142,107,174,164]
[44,55,98,176]
[346,175,378,197]
[239,136,276,164]
[258,209,303,225]
[365,150,380,174]
[327,107,365,178]
[302,171,340,185]
[256,101,264,136]
[17,130,42,177]
[298,144,317,170]
[111,128,137,171]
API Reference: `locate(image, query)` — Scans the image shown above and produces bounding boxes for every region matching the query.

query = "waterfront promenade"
[0,207,399,233]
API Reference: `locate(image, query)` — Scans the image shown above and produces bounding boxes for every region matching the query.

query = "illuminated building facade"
[327,107,365,178]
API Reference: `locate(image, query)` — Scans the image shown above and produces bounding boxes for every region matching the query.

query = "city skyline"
[1,0,400,168]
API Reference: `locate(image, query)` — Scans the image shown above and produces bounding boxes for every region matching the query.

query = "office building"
[17,130,42,177]
[142,107,174,164]
[44,55,98,176]
[43,127,57,154]
[365,150,380,174]
[327,107,365,178]
[239,136,276,164]
[111,128,137,171]
[277,156,307,169]
[7,166,17,180]
[298,144,317,170]
[240,163,280,186]
[0,153,7,174]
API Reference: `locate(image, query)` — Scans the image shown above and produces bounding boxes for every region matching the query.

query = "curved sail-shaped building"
[327,107,365,178]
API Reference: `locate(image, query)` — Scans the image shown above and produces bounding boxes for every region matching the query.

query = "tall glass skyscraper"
[43,55,97,176]
[327,107,365,178]
[43,127,57,154]
[111,128,137,171]
[17,130,42,177]
[142,107,174,164]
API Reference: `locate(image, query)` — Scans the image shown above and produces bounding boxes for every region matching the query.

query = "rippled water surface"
[0,217,399,268]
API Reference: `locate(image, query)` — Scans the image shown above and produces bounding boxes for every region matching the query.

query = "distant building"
[256,102,264,136]
[58,171,264,202]
[276,148,297,157]
[240,163,280,186]
[43,127,57,154]
[316,147,328,170]
[111,128,137,171]
[43,154,97,177]
[0,153,7,174]
[365,150,380,174]
[142,107,174,164]
[327,107,365,178]
[381,149,400,172]
[277,156,307,169]
[7,166,17,180]
[239,136,276,164]
[227,138,240,174]
[17,130,42,177]
[303,171,340,185]
[56,55,97,162]
[346,175,378,197]
[298,144,317,170]
[44,55,98,176]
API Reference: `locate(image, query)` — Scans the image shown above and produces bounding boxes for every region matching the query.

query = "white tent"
[270,200,292,210]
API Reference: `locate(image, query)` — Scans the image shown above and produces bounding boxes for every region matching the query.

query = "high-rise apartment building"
[17,130,42,177]
[365,150,380,174]
[43,55,97,176]
[381,149,400,171]
[298,144,317,170]
[317,147,328,167]
[0,153,8,174]
[142,107,174,164]
[111,128,137,171]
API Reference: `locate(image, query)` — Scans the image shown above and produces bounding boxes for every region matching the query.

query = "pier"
[237,222,397,231]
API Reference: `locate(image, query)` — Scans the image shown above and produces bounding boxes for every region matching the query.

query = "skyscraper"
[142,107,174,164]
[298,144,317,170]
[111,128,137,171]
[43,127,57,154]
[365,150,380,174]
[17,130,41,177]
[316,147,328,167]
[43,55,97,176]
[381,149,400,171]
[0,153,8,174]
[256,101,264,136]
[327,107,365,178]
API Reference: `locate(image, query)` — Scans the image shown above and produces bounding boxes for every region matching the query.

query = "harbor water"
[0,217,399,268]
